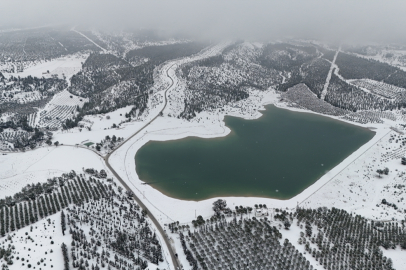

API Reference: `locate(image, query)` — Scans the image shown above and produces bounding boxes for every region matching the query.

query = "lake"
[135,105,375,201]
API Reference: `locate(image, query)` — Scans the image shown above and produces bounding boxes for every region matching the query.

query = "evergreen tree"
[46,194,56,214]
[23,203,29,226]
[28,201,35,224]
[62,186,72,204]
[32,200,38,222]
[9,206,14,231]
[305,221,312,237]
[37,198,44,219]
[0,208,4,236]
[53,193,61,211]
[40,197,48,217]
[61,211,66,235]
[61,242,70,270]
[4,206,10,233]
[14,205,20,230]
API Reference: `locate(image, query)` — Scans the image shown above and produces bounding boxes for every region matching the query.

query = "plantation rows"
[282,83,347,116]
[0,94,52,117]
[294,207,405,270]
[0,172,109,237]
[0,30,64,62]
[181,217,312,270]
[27,112,37,128]
[67,191,163,270]
[381,146,406,163]
[380,134,406,162]
[38,105,76,129]
[351,79,406,100]
[325,74,396,112]
[0,170,166,269]
[341,110,397,124]
[0,90,43,104]
[180,200,406,270]
[397,112,406,123]
[0,130,30,144]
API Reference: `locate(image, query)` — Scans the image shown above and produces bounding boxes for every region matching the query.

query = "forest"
[0,169,164,270]
[0,28,100,63]
[335,52,406,89]
[173,200,404,270]
[180,42,281,120]
[66,42,210,127]
[126,42,209,64]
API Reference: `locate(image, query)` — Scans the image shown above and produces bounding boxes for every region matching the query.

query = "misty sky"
[1,0,406,43]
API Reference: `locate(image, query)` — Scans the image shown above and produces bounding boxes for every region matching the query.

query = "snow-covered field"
[382,247,406,270]
[1,53,88,81]
[0,173,174,270]
[0,211,69,270]
[34,89,88,129]
[0,146,107,200]
[2,41,406,269]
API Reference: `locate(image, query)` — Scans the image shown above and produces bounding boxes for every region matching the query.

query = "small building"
[255,208,269,217]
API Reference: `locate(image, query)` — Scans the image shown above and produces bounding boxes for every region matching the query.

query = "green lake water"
[135,105,375,201]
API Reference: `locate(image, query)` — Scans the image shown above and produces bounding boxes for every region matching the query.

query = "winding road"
[0,31,229,269]
[104,63,181,269]
[68,29,182,269]
[103,42,230,269]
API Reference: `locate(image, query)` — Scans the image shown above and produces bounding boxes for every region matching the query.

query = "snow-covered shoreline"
[108,88,394,225]
[1,64,398,226]
[1,62,404,270]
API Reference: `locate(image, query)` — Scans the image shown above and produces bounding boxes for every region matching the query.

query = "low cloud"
[1,0,405,44]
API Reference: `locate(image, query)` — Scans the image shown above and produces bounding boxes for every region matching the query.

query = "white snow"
[320,46,340,100]
[0,211,70,270]
[3,41,406,269]
[382,247,406,270]
[0,146,107,200]
[279,223,324,270]
[1,53,88,81]
[47,89,87,107]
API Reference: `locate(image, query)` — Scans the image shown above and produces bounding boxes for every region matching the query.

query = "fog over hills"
[1,0,406,43]
[3,1,406,270]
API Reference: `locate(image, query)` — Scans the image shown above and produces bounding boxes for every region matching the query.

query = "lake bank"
[108,88,391,224]
[135,104,375,200]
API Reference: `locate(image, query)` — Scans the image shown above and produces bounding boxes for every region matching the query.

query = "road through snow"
[105,42,231,270]
[321,46,341,100]
[104,63,181,269]
[0,40,230,270]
